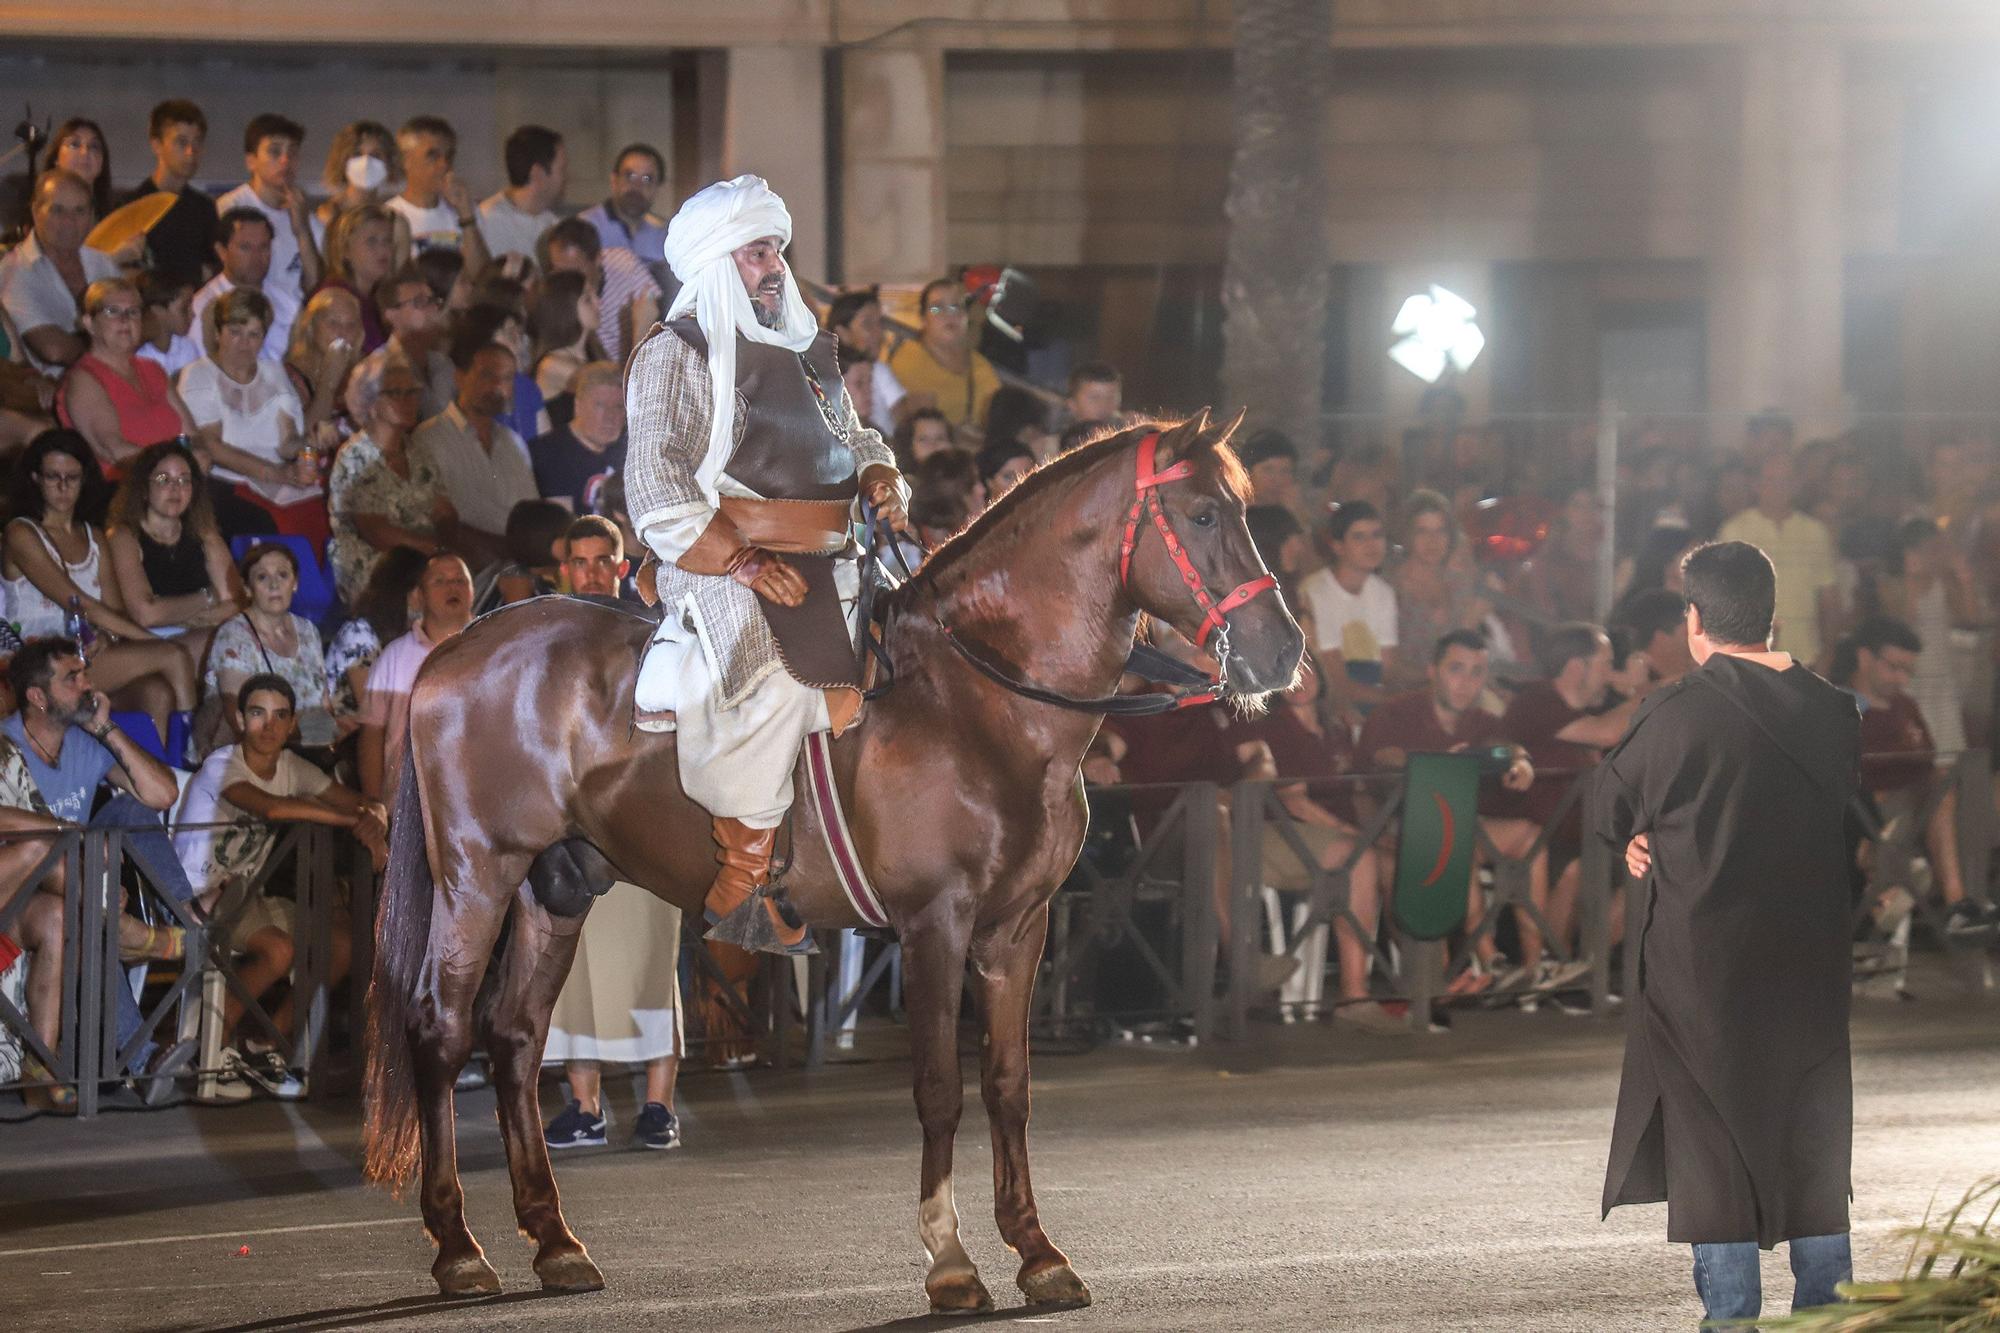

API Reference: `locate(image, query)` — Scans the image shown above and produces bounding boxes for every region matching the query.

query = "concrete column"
[838,44,947,285]
[1707,40,1846,441]
[722,45,828,281]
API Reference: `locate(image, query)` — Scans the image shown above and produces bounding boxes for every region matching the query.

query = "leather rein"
[867,431,1280,717]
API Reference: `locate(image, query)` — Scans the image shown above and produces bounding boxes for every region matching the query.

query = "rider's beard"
[753,282,785,330]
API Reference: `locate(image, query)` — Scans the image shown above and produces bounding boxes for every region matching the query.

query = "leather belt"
[718,496,852,556]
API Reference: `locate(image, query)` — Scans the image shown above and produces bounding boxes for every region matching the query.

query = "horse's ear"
[1209,406,1249,449]
[1165,408,1212,455]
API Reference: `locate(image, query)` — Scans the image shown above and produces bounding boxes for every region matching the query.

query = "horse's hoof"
[1018,1261,1092,1308]
[534,1246,605,1293]
[433,1254,502,1298]
[926,1269,995,1315]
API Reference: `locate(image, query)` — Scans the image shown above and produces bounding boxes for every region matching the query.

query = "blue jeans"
[1692,1233,1851,1322]
[94,794,198,1074]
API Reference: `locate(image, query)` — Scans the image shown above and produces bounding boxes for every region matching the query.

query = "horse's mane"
[892,414,1247,604]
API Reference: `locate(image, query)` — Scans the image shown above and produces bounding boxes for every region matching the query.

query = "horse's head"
[1121,409,1305,701]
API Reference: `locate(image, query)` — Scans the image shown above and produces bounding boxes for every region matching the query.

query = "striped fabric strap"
[804,731,889,929]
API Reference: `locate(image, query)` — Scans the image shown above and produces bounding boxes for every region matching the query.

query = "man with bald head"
[627,175,910,954]
[0,170,122,373]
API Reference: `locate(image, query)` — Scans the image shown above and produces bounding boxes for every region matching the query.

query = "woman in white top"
[176,287,328,549]
[206,542,335,749]
[2,432,197,738]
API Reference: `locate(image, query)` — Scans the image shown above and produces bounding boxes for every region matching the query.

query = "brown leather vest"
[667,316,856,502]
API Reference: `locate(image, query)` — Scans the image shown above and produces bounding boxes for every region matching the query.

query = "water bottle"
[65,595,96,655]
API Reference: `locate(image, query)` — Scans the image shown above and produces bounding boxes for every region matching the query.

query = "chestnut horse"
[361,411,1303,1312]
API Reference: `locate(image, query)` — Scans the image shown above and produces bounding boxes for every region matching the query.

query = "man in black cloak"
[1597,540,1860,1323]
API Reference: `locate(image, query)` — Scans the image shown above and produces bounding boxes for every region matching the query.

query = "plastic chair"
[107,711,168,765]
[164,711,194,768]
[229,534,338,624]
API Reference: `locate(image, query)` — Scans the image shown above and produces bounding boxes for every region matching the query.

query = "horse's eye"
[1191,507,1218,528]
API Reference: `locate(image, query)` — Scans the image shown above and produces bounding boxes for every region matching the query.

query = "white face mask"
[345,154,389,192]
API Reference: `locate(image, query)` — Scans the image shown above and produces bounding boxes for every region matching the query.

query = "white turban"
[663,175,821,506]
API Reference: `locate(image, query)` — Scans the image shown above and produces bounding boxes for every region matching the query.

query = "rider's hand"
[1624,833,1652,879]
[732,550,807,608]
[862,472,911,536]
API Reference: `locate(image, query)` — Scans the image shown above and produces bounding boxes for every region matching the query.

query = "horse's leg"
[904,904,990,1314]
[972,906,1091,1308]
[416,878,513,1297]
[476,892,602,1293]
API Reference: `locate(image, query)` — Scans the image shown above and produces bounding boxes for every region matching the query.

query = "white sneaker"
[235,1047,306,1101]
[200,1048,257,1103]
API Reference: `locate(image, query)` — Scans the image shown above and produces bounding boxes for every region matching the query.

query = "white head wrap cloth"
[662,175,822,506]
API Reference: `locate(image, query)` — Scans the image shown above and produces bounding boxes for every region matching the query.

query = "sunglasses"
[925,301,969,316]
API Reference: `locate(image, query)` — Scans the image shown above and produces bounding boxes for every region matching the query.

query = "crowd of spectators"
[3,88,1998,1108]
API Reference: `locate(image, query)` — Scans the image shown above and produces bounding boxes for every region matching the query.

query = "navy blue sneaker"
[633,1101,681,1151]
[544,1099,607,1149]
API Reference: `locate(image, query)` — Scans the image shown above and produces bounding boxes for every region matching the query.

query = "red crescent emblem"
[1421,790,1455,887]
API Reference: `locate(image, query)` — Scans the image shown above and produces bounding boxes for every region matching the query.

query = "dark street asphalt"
[3,990,1996,1332]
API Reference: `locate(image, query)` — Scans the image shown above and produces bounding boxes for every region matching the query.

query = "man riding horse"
[627,174,909,955]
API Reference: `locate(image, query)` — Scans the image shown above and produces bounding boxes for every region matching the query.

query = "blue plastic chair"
[229,534,338,625]
[164,711,194,768]
[107,711,168,765]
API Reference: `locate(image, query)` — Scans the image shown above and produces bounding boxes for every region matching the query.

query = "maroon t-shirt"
[1357,689,1505,767]
[1228,705,1358,822]
[1489,679,1597,828]
[1106,707,1244,826]
[1857,690,1934,793]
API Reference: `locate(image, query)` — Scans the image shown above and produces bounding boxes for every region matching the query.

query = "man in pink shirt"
[358,552,474,804]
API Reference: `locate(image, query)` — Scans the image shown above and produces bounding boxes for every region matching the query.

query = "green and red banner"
[1391,752,1482,940]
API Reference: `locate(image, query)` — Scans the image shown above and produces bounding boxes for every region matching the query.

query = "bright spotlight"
[1389,284,1485,384]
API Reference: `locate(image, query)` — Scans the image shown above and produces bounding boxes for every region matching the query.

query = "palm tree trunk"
[1220,0,1331,449]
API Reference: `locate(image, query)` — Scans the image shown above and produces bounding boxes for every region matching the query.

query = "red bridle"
[1117,431,1280,653]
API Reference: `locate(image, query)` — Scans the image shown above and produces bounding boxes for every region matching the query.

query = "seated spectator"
[456,300,544,445]
[1058,360,1122,431]
[1057,419,1108,455]
[413,334,535,566]
[540,217,662,365]
[1835,617,1997,937]
[1487,622,1639,989]
[975,438,1036,501]
[9,434,199,737]
[1356,630,1533,992]
[357,551,474,804]
[1245,503,1311,598]
[1717,451,1836,668]
[40,119,116,243]
[284,286,363,439]
[905,449,986,553]
[561,515,630,601]
[125,100,218,287]
[1387,489,1489,690]
[0,356,57,453]
[344,266,455,421]
[103,435,242,659]
[1237,429,1301,514]
[1864,516,1977,759]
[1,171,121,374]
[982,384,1056,462]
[135,270,202,378]
[416,247,472,316]
[1609,523,1698,626]
[1297,501,1398,721]
[841,351,878,439]
[177,288,327,546]
[310,120,400,254]
[1,640,197,1110]
[530,361,626,512]
[173,674,387,1099]
[325,545,428,743]
[0,729,77,1112]
[480,125,566,262]
[1613,588,1694,686]
[891,406,956,473]
[1231,657,1390,1032]
[1515,482,1607,637]
[316,202,394,353]
[527,269,605,429]
[215,113,321,304]
[387,115,489,272]
[190,207,297,363]
[825,286,904,432]
[328,358,452,604]
[887,278,999,436]
[581,143,669,263]
[206,543,334,749]
[57,278,200,477]
[473,499,569,613]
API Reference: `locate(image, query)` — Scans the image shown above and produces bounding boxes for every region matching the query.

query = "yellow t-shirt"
[887,339,1000,435]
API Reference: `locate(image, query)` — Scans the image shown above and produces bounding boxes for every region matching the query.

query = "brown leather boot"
[705,817,808,951]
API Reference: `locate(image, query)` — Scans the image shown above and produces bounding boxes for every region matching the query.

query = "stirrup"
[705,887,818,957]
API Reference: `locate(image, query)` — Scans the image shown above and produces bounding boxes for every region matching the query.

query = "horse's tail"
[362,738,432,1195]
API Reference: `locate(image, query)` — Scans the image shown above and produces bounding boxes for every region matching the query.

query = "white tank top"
[3,519,103,640]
